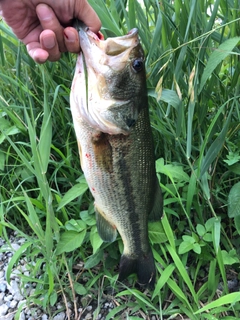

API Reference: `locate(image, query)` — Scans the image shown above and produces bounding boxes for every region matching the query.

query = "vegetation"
[0,0,240,318]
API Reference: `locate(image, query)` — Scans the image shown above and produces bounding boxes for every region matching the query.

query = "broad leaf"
[74,283,87,295]
[178,241,194,254]
[84,249,103,269]
[148,221,167,244]
[55,230,86,255]
[156,158,189,182]
[90,226,104,254]
[148,88,181,109]
[228,182,240,218]
[57,182,88,210]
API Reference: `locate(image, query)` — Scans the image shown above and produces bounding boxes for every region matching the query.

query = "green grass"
[0,0,240,319]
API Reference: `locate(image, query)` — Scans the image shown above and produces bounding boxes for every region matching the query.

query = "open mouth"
[80,25,139,56]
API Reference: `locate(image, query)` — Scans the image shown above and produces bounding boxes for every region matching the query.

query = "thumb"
[74,1,101,33]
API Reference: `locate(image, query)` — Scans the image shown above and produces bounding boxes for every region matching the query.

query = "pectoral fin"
[95,205,117,242]
[149,179,163,221]
[92,133,113,173]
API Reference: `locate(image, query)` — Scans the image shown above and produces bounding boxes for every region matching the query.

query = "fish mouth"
[81,26,139,55]
[78,23,140,72]
[71,23,141,135]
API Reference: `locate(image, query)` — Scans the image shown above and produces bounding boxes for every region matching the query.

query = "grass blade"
[195,292,240,314]
[166,244,199,307]
[199,37,240,93]
[6,242,32,284]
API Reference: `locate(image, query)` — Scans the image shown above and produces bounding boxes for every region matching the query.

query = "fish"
[70,23,163,288]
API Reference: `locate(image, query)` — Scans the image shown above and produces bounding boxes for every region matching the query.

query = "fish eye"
[132,58,143,72]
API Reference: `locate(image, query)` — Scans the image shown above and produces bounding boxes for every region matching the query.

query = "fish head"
[71,25,147,135]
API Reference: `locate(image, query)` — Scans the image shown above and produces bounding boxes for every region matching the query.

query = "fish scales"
[70,24,162,288]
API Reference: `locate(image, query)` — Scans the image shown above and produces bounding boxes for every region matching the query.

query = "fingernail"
[42,36,55,49]
[64,30,77,42]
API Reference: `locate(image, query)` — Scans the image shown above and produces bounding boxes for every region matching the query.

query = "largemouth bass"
[70,24,162,288]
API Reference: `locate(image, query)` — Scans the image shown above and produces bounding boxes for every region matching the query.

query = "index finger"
[36,4,66,52]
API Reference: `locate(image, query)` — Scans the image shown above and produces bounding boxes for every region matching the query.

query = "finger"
[20,24,51,64]
[39,30,61,62]
[36,3,66,52]
[26,42,49,64]
[75,0,101,33]
[64,27,80,53]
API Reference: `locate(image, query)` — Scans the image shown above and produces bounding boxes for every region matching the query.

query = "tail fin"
[118,250,156,289]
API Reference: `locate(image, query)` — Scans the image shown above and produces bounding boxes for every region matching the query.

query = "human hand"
[0,0,101,63]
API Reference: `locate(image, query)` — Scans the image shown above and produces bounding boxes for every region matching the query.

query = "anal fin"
[95,205,117,242]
